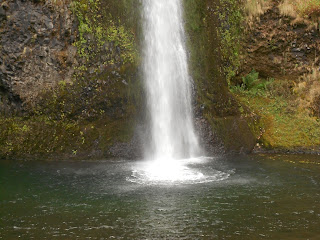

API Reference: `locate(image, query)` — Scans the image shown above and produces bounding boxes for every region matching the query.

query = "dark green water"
[1,154,320,239]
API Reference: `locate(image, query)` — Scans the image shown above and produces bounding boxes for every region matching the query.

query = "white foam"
[127,157,231,185]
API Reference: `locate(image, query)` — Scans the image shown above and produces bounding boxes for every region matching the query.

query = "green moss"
[183,0,206,90]
[0,115,135,160]
[234,92,320,150]
[184,0,239,116]
[0,116,80,158]
[183,0,257,151]
[91,118,135,151]
[218,0,244,85]
[72,0,138,75]
[206,114,257,152]
[0,0,143,160]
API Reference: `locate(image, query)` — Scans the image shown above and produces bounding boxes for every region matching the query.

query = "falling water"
[143,0,200,161]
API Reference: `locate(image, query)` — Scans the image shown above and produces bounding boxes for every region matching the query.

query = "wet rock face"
[194,116,225,156]
[0,0,76,114]
[0,0,144,160]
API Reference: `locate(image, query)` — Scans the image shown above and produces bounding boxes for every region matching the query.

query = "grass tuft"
[279,0,298,18]
[278,0,320,26]
[245,0,271,28]
[294,0,320,18]
[294,68,320,117]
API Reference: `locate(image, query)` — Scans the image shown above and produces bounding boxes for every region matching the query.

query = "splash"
[127,157,232,185]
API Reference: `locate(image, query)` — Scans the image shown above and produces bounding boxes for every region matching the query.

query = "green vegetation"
[289,0,320,17]
[0,0,142,159]
[0,116,80,158]
[232,71,320,150]
[0,115,134,159]
[226,0,320,152]
[183,0,240,116]
[233,69,274,94]
[71,0,137,72]
[3,0,319,158]
[183,0,257,152]
[183,0,206,87]
[219,0,244,85]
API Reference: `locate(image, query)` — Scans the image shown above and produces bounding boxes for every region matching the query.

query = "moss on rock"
[183,0,257,153]
[0,0,142,160]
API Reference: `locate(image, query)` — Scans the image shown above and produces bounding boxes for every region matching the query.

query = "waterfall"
[142,0,200,160]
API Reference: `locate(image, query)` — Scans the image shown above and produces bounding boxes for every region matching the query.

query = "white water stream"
[143,0,199,161]
[128,0,212,183]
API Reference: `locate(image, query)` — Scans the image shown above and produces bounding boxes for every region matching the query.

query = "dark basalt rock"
[0,6,6,21]
[0,0,75,115]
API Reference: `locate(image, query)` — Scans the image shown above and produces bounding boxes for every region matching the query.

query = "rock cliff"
[1,0,282,160]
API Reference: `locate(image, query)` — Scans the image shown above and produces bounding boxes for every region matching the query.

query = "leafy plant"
[242,69,259,90]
